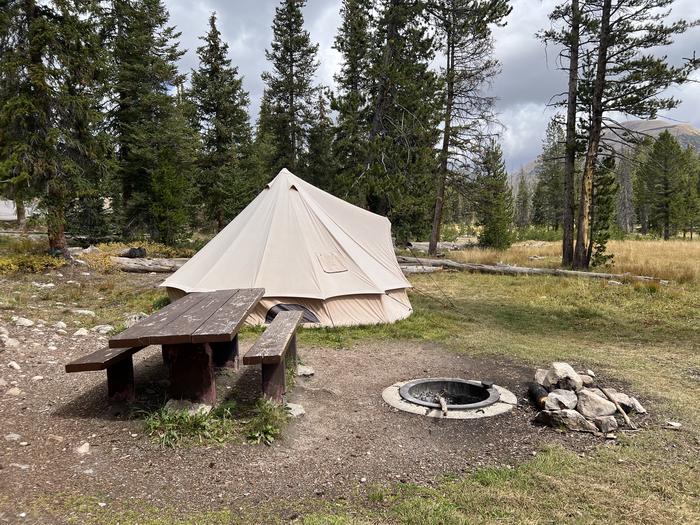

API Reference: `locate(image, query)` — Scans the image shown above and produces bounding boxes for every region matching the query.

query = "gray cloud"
[165,0,700,172]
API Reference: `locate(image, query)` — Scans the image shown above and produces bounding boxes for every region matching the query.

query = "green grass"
[245,398,290,445]
[139,404,238,448]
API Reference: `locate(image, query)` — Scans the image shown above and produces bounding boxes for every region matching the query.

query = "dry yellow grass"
[452,239,700,282]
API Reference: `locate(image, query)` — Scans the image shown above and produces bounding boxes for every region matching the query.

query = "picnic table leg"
[211,335,239,370]
[261,361,286,404]
[287,334,298,368]
[163,343,216,405]
[106,356,135,402]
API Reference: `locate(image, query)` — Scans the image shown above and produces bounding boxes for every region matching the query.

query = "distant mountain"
[604,119,700,152]
[511,119,700,187]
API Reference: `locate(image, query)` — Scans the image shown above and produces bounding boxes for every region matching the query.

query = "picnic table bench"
[243,310,303,402]
[66,288,265,404]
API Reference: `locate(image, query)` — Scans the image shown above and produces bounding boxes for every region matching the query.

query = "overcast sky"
[165,0,700,171]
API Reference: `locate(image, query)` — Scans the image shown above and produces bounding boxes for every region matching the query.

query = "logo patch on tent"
[317,252,348,274]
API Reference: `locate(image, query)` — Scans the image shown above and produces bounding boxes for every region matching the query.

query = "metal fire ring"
[398,377,501,410]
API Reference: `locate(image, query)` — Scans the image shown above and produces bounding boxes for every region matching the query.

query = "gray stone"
[91,325,114,335]
[0,326,8,336]
[164,398,212,416]
[585,369,596,378]
[607,280,623,286]
[13,317,34,327]
[0,378,6,387]
[579,374,594,387]
[577,389,617,418]
[296,365,315,377]
[31,375,43,381]
[5,433,21,441]
[628,397,647,414]
[543,362,583,391]
[544,389,578,410]
[7,361,20,370]
[124,312,148,328]
[75,442,90,455]
[535,409,597,433]
[53,321,67,329]
[6,387,22,396]
[73,328,89,337]
[71,309,96,317]
[286,403,305,418]
[593,415,619,433]
[534,368,548,386]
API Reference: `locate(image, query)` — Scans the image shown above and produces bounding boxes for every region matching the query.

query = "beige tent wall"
[166,287,412,328]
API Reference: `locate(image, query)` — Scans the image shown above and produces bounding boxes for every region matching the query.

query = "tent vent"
[317,252,348,273]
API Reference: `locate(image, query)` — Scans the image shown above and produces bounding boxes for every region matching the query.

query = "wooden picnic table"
[108,288,264,405]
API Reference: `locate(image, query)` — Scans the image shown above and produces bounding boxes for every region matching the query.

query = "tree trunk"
[46,181,68,256]
[574,0,611,270]
[15,198,27,230]
[216,209,224,232]
[429,28,454,257]
[562,0,579,267]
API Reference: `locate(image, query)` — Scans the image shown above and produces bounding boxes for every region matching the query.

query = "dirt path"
[1,318,597,522]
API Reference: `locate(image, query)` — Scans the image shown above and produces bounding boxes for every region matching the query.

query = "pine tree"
[364,0,443,242]
[248,89,279,186]
[190,13,253,231]
[474,142,513,249]
[635,131,688,240]
[109,0,195,243]
[303,91,337,191]
[261,0,319,173]
[531,120,565,229]
[427,0,511,255]
[0,0,107,253]
[572,0,698,267]
[514,171,531,227]
[588,156,618,266]
[332,0,373,198]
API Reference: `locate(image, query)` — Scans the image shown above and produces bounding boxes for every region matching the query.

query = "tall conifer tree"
[332,0,373,197]
[0,0,107,253]
[190,13,253,231]
[109,0,195,243]
[261,0,319,173]
[363,0,442,242]
[474,142,513,249]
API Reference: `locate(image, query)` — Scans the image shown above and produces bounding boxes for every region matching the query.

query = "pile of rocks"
[531,362,646,434]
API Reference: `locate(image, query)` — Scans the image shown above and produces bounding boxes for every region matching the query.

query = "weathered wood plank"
[108,292,209,348]
[261,361,286,403]
[192,288,265,343]
[164,343,216,404]
[243,310,303,365]
[145,289,237,345]
[106,357,135,402]
[65,346,144,372]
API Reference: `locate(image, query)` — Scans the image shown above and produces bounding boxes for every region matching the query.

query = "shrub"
[245,398,289,445]
[0,254,66,274]
[141,405,237,448]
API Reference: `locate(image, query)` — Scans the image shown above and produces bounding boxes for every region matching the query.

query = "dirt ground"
[1,297,604,524]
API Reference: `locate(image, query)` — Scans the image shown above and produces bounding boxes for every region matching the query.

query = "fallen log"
[396,255,668,284]
[110,257,188,273]
[400,265,442,274]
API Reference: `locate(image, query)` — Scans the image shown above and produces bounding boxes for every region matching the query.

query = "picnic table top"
[108,288,265,348]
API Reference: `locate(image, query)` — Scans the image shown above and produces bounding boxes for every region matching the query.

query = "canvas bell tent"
[162,169,412,327]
